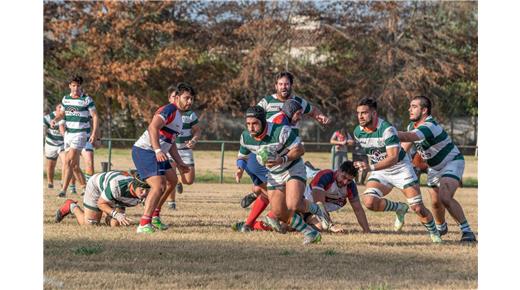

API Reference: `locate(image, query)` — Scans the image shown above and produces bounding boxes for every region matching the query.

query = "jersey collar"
[253,124,269,141]
[362,117,379,133]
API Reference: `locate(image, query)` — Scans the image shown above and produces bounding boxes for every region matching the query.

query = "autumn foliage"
[44,1,477,140]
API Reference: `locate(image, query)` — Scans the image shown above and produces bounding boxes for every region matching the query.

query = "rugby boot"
[460,231,477,243]
[136,223,155,234]
[303,230,322,245]
[430,233,443,244]
[394,203,409,232]
[240,192,258,208]
[151,217,169,231]
[55,199,77,223]
[263,215,286,233]
[176,183,183,194]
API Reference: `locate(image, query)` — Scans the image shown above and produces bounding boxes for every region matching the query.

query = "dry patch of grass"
[44,182,477,289]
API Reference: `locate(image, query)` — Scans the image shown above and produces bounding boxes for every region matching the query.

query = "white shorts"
[44,143,64,160]
[427,159,465,187]
[267,159,307,190]
[367,160,419,190]
[177,148,195,166]
[303,186,343,213]
[167,149,195,167]
[83,177,102,212]
[64,132,88,151]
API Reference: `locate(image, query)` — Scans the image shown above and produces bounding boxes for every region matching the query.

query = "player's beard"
[410,114,421,122]
[250,125,264,138]
[278,88,291,99]
[359,115,371,127]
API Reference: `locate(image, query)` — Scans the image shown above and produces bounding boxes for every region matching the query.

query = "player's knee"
[362,188,383,210]
[407,195,425,214]
[439,193,453,206]
[286,201,299,212]
[85,219,100,226]
[362,197,376,210]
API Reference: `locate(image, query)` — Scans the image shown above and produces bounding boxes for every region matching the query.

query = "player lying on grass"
[55,171,150,226]
[234,161,370,234]
[303,160,370,233]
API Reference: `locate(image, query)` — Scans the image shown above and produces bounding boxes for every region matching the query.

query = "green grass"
[73,245,103,256]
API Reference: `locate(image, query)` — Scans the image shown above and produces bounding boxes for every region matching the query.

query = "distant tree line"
[44,1,477,141]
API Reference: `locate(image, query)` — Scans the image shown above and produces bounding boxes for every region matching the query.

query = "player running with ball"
[235,106,328,245]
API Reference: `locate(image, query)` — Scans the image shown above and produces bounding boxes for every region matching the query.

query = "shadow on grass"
[44,236,476,289]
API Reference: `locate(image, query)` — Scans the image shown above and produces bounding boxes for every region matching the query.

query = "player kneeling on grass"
[55,171,150,226]
[303,161,370,233]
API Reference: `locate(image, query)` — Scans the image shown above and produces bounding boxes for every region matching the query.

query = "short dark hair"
[357,97,377,110]
[339,160,358,177]
[412,95,432,115]
[275,71,294,85]
[69,74,83,85]
[168,82,196,97]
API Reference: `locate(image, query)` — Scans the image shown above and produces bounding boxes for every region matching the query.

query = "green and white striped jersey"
[43,112,64,146]
[60,94,96,134]
[257,94,312,119]
[353,118,407,165]
[175,110,199,149]
[93,171,141,208]
[407,116,463,170]
[238,123,301,174]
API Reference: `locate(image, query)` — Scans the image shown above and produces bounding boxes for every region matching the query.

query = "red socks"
[152,208,161,218]
[140,215,151,226]
[245,195,269,226]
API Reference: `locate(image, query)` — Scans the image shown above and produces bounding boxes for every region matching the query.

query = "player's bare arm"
[400,142,414,153]
[309,106,330,125]
[168,142,190,173]
[397,131,421,142]
[330,135,346,146]
[50,110,65,127]
[148,115,167,162]
[186,124,201,149]
[89,109,100,144]
[266,143,304,168]
[349,198,371,233]
[355,146,399,172]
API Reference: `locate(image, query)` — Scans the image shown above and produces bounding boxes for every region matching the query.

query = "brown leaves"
[44,1,477,139]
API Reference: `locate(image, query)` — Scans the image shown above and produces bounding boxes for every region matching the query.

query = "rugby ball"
[256,146,276,166]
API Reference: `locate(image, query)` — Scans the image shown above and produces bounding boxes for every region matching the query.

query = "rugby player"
[353,97,442,243]
[398,96,477,242]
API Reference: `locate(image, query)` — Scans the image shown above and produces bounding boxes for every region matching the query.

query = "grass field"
[43,149,477,289]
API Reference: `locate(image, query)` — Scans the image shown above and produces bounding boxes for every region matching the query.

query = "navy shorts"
[245,153,268,186]
[132,146,172,180]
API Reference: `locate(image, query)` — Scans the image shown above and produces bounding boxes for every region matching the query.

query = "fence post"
[107,139,113,171]
[220,142,225,183]
[331,146,336,169]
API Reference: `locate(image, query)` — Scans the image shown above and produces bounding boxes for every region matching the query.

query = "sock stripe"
[384,200,399,212]
[423,220,437,234]
[459,221,472,233]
